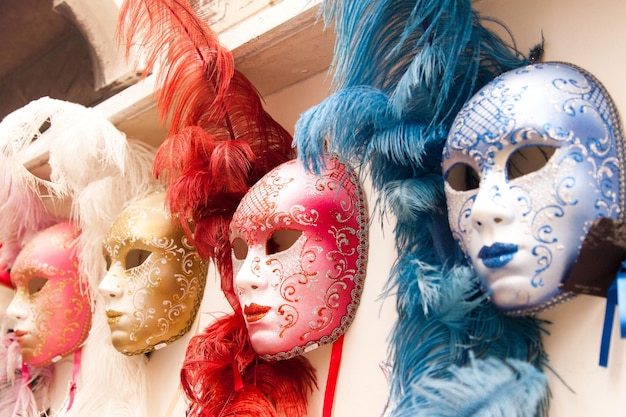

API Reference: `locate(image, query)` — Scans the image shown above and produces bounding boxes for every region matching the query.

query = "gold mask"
[99,191,208,355]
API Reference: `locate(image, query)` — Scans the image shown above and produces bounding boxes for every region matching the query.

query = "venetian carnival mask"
[229,156,368,360]
[442,62,624,314]
[98,191,208,355]
[6,222,91,366]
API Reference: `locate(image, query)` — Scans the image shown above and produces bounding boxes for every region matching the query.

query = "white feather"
[0,96,160,417]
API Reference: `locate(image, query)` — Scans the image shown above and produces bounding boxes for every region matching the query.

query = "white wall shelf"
[94,0,334,148]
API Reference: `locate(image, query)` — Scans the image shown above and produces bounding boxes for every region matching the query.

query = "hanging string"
[599,258,626,367]
[322,335,345,417]
[65,348,82,412]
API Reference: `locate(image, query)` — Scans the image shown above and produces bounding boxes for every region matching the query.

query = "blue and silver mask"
[442,62,625,315]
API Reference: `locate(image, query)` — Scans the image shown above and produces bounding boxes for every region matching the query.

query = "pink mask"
[230,156,368,360]
[6,222,91,366]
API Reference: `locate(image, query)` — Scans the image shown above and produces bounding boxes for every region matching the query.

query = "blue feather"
[295,1,550,416]
[401,355,548,417]
[383,177,444,221]
[368,122,441,168]
[295,86,388,175]
[323,1,422,91]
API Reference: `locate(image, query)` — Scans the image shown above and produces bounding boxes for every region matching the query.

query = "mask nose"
[98,262,124,299]
[470,181,515,232]
[6,295,28,322]
[234,256,269,295]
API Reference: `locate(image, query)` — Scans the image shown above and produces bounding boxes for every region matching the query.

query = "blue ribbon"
[599,258,626,367]
[620,279,626,338]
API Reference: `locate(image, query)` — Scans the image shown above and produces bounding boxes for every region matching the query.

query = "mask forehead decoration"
[99,191,208,355]
[7,222,91,366]
[230,156,368,360]
[442,62,624,314]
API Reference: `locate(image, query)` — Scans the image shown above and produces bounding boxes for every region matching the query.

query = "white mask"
[442,62,624,314]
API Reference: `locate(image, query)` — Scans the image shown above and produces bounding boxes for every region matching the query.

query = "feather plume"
[399,356,548,417]
[0,96,160,416]
[0,96,161,289]
[118,0,234,133]
[294,1,550,416]
[119,1,307,416]
[181,314,317,417]
[0,245,13,289]
[301,0,530,172]
[0,97,76,261]
[47,111,158,416]
[41,99,160,298]
[0,332,53,417]
[296,86,388,175]
[119,0,294,299]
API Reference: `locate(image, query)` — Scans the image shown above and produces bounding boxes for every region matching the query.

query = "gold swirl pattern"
[100,191,208,355]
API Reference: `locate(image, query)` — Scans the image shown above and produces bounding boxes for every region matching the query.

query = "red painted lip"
[244,303,271,323]
[13,330,27,339]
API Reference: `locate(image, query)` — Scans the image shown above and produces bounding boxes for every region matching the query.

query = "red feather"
[118,2,307,415]
[118,0,234,132]
[181,314,317,417]
[0,266,11,289]
[119,0,294,288]
[0,243,13,289]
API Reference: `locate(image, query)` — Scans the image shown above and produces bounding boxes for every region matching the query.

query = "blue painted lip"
[478,243,519,269]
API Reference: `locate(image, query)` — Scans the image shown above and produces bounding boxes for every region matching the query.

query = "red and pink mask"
[230,156,369,360]
[6,222,91,366]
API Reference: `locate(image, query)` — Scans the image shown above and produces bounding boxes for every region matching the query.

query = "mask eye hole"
[445,163,480,191]
[125,249,152,270]
[30,118,51,144]
[267,230,302,255]
[232,238,248,261]
[28,277,49,295]
[506,145,556,180]
[104,254,112,271]
[38,118,51,137]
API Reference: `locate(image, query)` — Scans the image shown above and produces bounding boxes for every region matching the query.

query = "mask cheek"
[445,187,476,251]
[232,257,245,297]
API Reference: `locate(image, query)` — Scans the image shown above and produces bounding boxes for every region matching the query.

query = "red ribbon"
[323,336,344,417]
[21,362,29,387]
[232,360,244,391]
[66,348,82,412]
